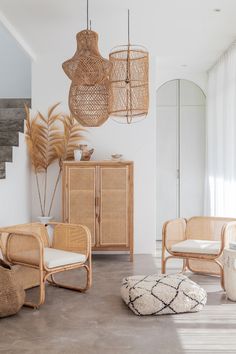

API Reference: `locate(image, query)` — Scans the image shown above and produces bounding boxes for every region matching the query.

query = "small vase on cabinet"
[37,216,53,225]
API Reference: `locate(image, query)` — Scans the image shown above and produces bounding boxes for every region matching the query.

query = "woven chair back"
[53,224,89,256]
[186,216,236,241]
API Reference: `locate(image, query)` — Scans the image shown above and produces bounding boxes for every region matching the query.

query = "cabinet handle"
[95,197,101,223]
[95,196,100,207]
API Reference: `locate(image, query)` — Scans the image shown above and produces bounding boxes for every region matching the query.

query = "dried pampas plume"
[25,103,85,216]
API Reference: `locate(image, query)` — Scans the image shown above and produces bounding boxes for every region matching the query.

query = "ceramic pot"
[74,149,82,161]
[37,216,53,225]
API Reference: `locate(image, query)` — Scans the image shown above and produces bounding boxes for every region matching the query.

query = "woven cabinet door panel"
[67,167,96,246]
[99,166,129,246]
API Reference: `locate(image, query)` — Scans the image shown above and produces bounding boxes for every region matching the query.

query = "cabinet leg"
[130,251,134,262]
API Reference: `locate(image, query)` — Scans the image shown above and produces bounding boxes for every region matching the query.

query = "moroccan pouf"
[121,273,207,316]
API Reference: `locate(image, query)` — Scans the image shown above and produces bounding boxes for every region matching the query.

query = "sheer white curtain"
[205,42,236,216]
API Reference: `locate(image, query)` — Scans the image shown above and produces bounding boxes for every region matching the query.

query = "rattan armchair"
[0,222,92,308]
[162,216,236,289]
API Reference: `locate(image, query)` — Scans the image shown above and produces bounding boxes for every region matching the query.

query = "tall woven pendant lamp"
[62,0,111,127]
[109,10,149,124]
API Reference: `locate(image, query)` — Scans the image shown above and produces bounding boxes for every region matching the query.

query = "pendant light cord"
[87,0,89,30]
[125,9,130,86]
[128,9,130,45]
[126,9,132,123]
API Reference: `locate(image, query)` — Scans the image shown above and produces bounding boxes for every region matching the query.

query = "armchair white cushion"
[171,239,221,255]
[44,248,86,269]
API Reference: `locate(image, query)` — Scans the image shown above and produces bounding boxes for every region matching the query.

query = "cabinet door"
[65,166,96,246]
[99,166,129,247]
[179,80,205,219]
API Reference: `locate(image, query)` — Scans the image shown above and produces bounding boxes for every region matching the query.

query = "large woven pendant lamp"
[109,10,149,124]
[62,0,111,127]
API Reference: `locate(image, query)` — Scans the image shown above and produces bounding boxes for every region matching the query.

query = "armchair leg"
[161,257,166,274]
[47,265,92,292]
[184,258,225,290]
[220,272,225,291]
[182,259,188,273]
[161,241,166,274]
[217,261,225,290]
[24,269,46,309]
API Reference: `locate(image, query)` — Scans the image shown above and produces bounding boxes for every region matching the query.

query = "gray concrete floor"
[0,254,236,354]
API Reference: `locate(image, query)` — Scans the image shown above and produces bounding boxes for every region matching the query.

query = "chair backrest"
[52,223,89,256]
[186,216,236,241]
[0,223,49,255]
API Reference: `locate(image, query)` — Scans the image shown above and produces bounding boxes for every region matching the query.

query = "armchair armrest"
[162,218,187,252]
[48,222,91,260]
[0,228,44,268]
[222,221,236,250]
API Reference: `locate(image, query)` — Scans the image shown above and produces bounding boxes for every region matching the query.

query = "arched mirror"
[156,79,206,240]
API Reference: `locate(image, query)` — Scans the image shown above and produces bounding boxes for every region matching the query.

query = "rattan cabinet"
[62,161,134,260]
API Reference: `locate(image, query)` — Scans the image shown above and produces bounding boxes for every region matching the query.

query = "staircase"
[0,98,31,179]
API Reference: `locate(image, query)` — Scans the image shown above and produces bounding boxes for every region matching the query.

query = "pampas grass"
[25,104,84,217]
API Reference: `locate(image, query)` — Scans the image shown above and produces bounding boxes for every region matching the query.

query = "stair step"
[0,108,26,121]
[0,146,12,162]
[0,98,31,179]
[0,132,19,146]
[0,98,31,109]
[0,119,24,132]
[0,162,5,179]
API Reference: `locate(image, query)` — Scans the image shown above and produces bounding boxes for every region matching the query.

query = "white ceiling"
[0,0,236,74]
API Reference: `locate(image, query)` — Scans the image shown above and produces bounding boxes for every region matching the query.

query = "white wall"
[156,65,207,94]
[0,21,31,98]
[30,59,207,254]
[28,22,208,256]
[0,0,233,255]
[0,5,208,253]
[0,133,31,226]
[30,55,157,254]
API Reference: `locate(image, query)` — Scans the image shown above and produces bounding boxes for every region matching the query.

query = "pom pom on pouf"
[121,274,207,316]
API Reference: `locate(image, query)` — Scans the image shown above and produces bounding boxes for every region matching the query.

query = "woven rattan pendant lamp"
[109,10,149,124]
[62,0,111,127]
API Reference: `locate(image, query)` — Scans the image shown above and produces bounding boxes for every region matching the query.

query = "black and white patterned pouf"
[121,274,207,316]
